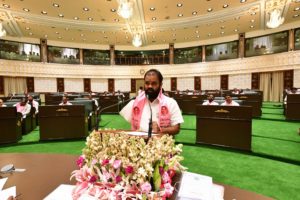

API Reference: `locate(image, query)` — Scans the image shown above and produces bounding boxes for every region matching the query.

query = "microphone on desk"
[95,97,135,131]
[146,94,152,139]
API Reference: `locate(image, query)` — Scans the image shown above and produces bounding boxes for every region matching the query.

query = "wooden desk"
[0,153,272,200]
[173,94,206,114]
[0,107,22,144]
[286,94,300,120]
[196,105,252,151]
[39,105,88,141]
[99,95,120,113]
[231,94,262,117]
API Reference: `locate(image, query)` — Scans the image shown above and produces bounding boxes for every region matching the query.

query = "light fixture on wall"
[266,0,286,29]
[132,33,142,47]
[0,22,6,37]
[117,0,134,19]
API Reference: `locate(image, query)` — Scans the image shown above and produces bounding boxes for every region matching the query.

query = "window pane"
[206,41,238,61]
[174,46,202,64]
[83,49,110,65]
[47,46,80,64]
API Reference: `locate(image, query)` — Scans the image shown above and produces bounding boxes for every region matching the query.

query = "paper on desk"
[0,178,8,191]
[125,131,158,136]
[43,184,96,200]
[0,186,16,200]
[178,171,213,200]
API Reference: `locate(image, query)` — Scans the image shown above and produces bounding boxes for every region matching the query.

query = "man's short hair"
[144,69,163,83]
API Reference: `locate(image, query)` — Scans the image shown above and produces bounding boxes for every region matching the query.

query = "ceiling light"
[250,25,254,28]
[150,7,155,11]
[234,29,238,32]
[251,12,256,15]
[221,26,225,29]
[53,3,59,7]
[295,7,300,11]
[55,31,59,34]
[207,8,213,12]
[0,23,7,37]
[266,9,284,28]
[3,4,10,8]
[44,35,48,38]
[41,11,47,15]
[250,19,255,23]
[25,27,30,30]
[58,14,64,18]
[74,17,79,20]
[240,0,247,3]
[88,17,93,21]
[208,33,212,37]
[152,17,156,20]
[178,13,183,17]
[111,8,116,12]
[223,4,229,8]
[80,33,84,37]
[177,3,183,7]
[65,27,69,31]
[196,35,200,38]
[114,18,119,22]
[192,11,197,15]
[29,32,33,35]
[293,14,299,17]
[132,33,142,47]
[83,7,89,11]
[117,0,134,19]
[195,30,199,33]
[58,36,62,39]
[221,31,225,34]
[23,8,30,12]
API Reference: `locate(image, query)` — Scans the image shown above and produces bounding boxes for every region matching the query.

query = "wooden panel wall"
[171,77,177,91]
[83,78,91,92]
[57,78,64,92]
[108,79,114,92]
[284,70,294,89]
[220,75,228,90]
[251,73,260,90]
[26,77,35,92]
[0,76,4,94]
[131,79,136,93]
[194,76,201,90]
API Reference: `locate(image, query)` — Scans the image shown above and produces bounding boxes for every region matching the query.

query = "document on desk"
[125,131,158,136]
[0,178,8,191]
[0,186,16,200]
[178,172,213,200]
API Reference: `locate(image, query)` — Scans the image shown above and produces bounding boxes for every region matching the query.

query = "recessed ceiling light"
[65,27,69,31]
[74,17,79,20]
[23,8,30,12]
[208,33,212,36]
[152,35,156,38]
[221,26,225,29]
[111,8,116,12]
[196,35,200,38]
[55,31,59,34]
[177,3,183,7]
[223,4,229,8]
[150,7,155,11]
[114,18,119,22]
[152,17,156,20]
[192,11,197,15]
[2,4,10,8]
[44,35,48,38]
[53,3,59,7]
[195,30,199,33]
[71,38,74,40]
[41,11,47,15]
[184,37,188,40]
[83,7,89,11]
[250,25,254,28]
[29,32,33,35]
[58,14,64,18]
[240,0,247,3]
[294,7,300,11]
[251,12,256,15]
[83,38,86,41]
[178,13,183,17]
[58,36,62,39]
[125,36,129,39]
[251,19,255,23]
[221,31,225,34]
[293,14,299,18]
[172,33,176,37]
[207,8,213,12]
[80,33,84,37]
[88,17,93,21]
[25,27,30,30]
[234,29,238,32]
[95,39,99,42]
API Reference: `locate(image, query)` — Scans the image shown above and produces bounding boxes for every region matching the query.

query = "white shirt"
[59,102,72,105]
[221,101,240,106]
[202,101,219,105]
[29,100,39,114]
[120,96,184,132]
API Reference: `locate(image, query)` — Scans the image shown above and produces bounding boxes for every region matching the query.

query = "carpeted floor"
[0,102,299,200]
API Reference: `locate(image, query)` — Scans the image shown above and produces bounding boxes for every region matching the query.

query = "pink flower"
[101,159,109,166]
[115,175,122,183]
[76,156,84,168]
[125,166,134,174]
[141,182,152,193]
[163,183,174,197]
[91,158,97,165]
[113,160,122,169]
[89,175,97,183]
[162,171,171,184]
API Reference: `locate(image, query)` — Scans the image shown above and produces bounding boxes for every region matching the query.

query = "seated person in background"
[202,95,219,105]
[221,95,240,106]
[138,86,143,95]
[28,95,39,114]
[59,96,72,105]
[232,88,241,94]
[88,94,99,107]
[0,98,7,107]
[120,69,184,135]
[14,98,31,118]
[284,87,300,104]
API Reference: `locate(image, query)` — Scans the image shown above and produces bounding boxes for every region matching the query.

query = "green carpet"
[0,105,299,200]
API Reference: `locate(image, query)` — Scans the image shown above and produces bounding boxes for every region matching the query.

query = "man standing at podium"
[120,69,183,135]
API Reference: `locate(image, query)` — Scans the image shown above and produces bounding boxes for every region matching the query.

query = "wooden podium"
[39,105,88,141]
[286,94,300,120]
[196,105,252,151]
[0,107,22,144]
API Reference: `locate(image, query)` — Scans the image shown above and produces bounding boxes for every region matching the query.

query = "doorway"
[135,79,144,94]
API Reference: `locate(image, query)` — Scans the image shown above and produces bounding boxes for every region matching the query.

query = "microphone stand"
[95,97,135,131]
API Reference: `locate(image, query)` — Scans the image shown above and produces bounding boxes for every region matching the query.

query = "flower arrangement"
[71,130,186,199]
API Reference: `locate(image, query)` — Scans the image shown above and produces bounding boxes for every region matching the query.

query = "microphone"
[146,94,152,139]
[96,96,135,131]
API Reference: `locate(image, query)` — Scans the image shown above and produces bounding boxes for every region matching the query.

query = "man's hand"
[152,121,160,133]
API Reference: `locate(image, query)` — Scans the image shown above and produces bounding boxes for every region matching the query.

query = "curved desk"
[0,153,272,200]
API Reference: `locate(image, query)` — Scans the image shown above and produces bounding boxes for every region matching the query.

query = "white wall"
[91,79,108,92]
[294,69,300,87]
[34,77,56,92]
[64,78,84,92]
[115,79,131,91]
[163,78,171,91]
[228,74,252,89]
[177,77,194,90]
[201,76,220,90]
